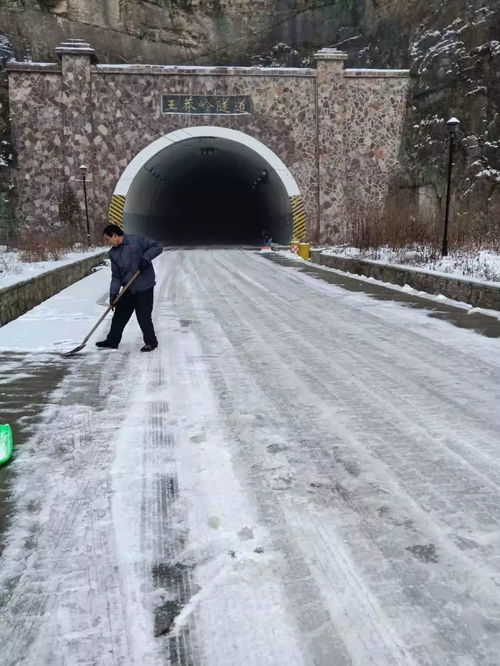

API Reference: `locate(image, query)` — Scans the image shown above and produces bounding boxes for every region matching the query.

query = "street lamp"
[442,117,460,257]
[80,164,91,247]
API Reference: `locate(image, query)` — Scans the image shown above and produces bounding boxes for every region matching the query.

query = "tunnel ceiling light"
[144,164,169,187]
[251,169,268,190]
[200,147,215,156]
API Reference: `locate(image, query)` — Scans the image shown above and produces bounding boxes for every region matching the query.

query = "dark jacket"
[109,234,162,297]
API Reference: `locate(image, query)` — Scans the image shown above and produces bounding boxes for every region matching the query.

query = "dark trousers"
[107,288,157,346]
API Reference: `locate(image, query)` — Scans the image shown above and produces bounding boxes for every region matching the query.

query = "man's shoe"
[140,344,158,352]
[96,340,119,349]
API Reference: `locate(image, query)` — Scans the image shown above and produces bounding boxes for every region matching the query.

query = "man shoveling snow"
[97,224,162,352]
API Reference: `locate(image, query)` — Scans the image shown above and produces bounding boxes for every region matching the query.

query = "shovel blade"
[63,343,86,356]
[0,424,14,465]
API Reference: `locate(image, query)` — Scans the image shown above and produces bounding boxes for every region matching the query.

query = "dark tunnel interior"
[124,136,293,245]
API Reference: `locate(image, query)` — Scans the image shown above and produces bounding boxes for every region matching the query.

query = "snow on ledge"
[344,68,410,78]
[6,60,410,79]
[7,61,61,73]
[320,249,500,287]
[94,63,316,77]
[0,248,108,291]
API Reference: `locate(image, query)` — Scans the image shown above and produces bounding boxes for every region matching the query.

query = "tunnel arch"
[109,127,307,245]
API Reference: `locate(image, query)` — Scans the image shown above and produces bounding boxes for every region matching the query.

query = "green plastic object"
[0,425,13,465]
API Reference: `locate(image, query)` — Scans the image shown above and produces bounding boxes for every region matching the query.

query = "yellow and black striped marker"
[109,195,126,228]
[290,195,307,242]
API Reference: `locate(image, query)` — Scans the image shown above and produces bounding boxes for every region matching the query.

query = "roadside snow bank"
[0,268,110,352]
[0,247,108,289]
[322,246,500,285]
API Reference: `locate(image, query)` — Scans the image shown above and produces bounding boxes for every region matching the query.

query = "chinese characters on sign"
[161,94,252,115]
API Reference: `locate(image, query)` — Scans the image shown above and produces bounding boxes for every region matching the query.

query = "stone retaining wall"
[0,253,107,327]
[310,250,500,312]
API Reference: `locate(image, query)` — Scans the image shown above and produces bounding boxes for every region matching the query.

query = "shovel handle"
[111,270,141,307]
[80,270,140,346]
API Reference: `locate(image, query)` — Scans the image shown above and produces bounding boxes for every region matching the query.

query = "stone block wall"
[344,70,410,230]
[7,42,410,244]
[314,49,348,244]
[90,66,319,237]
[0,252,106,326]
[8,67,64,231]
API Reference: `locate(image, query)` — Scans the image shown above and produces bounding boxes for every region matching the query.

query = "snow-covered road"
[1,249,500,665]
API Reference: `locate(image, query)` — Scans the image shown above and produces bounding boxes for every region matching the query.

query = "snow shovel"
[0,424,13,465]
[63,270,140,356]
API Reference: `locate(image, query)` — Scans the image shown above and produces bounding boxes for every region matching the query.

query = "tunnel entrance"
[167,163,265,245]
[112,127,303,245]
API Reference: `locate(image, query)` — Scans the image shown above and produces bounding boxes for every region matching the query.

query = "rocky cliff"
[391,0,500,247]
[1,0,499,245]
[0,0,359,65]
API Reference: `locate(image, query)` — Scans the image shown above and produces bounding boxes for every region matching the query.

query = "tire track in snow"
[137,251,202,665]
[156,253,315,666]
[2,248,500,665]
[215,253,500,552]
[215,251,500,497]
[0,254,179,665]
[183,251,424,665]
[0,353,135,665]
[181,249,500,665]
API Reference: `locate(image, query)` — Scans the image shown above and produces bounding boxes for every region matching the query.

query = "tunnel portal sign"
[161,94,252,115]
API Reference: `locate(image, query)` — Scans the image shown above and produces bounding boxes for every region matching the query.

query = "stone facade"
[90,65,319,236]
[8,68,63,230]
[343,70,411,237]
[315,49,348,243]
[7,41,410,243]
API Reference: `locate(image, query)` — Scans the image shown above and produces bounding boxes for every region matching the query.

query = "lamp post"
[80,164,91,247]
[442,117,460,257]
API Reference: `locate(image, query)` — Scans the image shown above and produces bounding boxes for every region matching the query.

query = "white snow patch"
[278,249,500,321]
[321,246,500,284]
[0,266,112,352]
[0,247,107,289]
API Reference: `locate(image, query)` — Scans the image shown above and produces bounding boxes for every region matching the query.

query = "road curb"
[0,252,107,327]
[309,250,500,312]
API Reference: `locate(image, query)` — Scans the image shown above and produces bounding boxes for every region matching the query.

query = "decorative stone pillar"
[314,48,348,243]
[55,39,97,239]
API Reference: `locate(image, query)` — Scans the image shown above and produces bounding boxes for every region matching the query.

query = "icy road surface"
[1,248,500,666]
